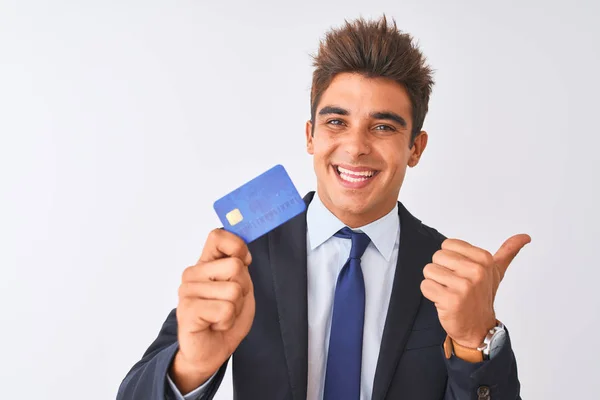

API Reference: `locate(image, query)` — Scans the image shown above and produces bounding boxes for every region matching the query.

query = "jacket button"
[477,386,490,399]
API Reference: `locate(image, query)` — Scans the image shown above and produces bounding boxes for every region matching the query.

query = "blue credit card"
[213,164,306,243]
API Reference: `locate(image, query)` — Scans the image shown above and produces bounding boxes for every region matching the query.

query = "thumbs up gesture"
[420,234,531,348]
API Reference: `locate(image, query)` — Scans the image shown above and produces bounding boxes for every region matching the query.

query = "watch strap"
[443,335,484,363]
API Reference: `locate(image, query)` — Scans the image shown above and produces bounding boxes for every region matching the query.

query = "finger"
[179,281,245,316]
[420,278,448,306]
[431,250,486,281]
[442,238,493,267]
[423,263,470,290]
[199,228,252,265]
[180,299,237,332]
[183,258,252,296]
[493,234,531,274]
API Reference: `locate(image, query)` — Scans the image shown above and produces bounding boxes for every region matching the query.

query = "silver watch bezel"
[477,321,506,360]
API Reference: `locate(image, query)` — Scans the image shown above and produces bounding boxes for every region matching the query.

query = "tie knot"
[334,227,371,259]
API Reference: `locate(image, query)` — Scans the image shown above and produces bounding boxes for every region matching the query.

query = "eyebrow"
[318,106,349,116]
[370,111,407,128]
[317,105,407,128]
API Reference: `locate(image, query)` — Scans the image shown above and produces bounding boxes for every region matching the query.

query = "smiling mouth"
[334,165,379,183]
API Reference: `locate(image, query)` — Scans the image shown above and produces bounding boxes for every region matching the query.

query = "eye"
[326,119,345,126]
[374,124,395,131]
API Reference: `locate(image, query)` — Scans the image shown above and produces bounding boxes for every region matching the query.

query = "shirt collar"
[306,192,400,262]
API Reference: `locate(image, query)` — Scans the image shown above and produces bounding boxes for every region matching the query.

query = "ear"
[408,131,428,168]
[305,120,314,155]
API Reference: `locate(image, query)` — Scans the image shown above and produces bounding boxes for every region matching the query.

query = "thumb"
[493,234,531,274]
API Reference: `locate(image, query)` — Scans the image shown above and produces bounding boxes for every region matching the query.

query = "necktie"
[324,227,372,400]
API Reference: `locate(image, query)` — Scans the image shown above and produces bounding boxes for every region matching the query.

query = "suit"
[118,191,520,400]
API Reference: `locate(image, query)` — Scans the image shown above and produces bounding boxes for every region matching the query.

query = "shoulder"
[398,201,447,248]
[417,222,447,245]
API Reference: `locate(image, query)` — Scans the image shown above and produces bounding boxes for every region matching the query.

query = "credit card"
[213,164,306,243]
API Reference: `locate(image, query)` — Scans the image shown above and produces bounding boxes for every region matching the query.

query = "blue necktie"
[324,227,371,400]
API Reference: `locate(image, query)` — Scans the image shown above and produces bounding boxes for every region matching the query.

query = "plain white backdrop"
[1,0,599,398]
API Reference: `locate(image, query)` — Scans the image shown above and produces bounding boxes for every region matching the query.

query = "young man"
[118,16,529,400]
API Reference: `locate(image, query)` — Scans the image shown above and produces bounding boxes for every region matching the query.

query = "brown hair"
[310,15,434,146]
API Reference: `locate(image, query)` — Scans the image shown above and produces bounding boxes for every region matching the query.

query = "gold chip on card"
[226,208,244,226]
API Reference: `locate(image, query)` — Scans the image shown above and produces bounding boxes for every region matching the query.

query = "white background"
[1,1,599,399]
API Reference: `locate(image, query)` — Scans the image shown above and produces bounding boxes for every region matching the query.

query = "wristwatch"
[443,320,507,362]
[477,321,507,360]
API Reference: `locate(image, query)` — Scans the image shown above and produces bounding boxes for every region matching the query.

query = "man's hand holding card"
[171,165,304,393]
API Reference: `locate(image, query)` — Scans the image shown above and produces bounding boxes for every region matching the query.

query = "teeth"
[339,173,370,183]
[337,166,375,177]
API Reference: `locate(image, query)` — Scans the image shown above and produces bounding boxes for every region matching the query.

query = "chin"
[335,198,367,214]
[331,189,377,214]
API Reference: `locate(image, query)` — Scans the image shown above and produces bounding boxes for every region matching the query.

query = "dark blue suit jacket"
[118,192,521,399]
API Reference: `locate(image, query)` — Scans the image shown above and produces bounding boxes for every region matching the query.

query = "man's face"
[306,72,428,227]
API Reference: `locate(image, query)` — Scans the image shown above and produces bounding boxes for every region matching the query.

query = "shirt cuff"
[166,372,216,400]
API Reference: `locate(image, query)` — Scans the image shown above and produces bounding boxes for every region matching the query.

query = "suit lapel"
[371,202,438,400]
[267,193,438,400]
[267,192,315,400]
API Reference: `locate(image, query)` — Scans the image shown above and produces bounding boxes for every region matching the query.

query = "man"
[118,16,529,400]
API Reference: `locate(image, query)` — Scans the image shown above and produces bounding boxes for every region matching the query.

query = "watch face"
[489,329,507,359]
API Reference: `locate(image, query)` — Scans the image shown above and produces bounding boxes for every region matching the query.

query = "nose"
[342,128,372,158]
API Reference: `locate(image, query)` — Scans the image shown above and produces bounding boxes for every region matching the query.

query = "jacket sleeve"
[443,328,521,400]
[117,309,228,400]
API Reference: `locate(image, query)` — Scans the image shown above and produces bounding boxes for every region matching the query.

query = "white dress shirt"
[306,194,400,400]
[169,193,400,400]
